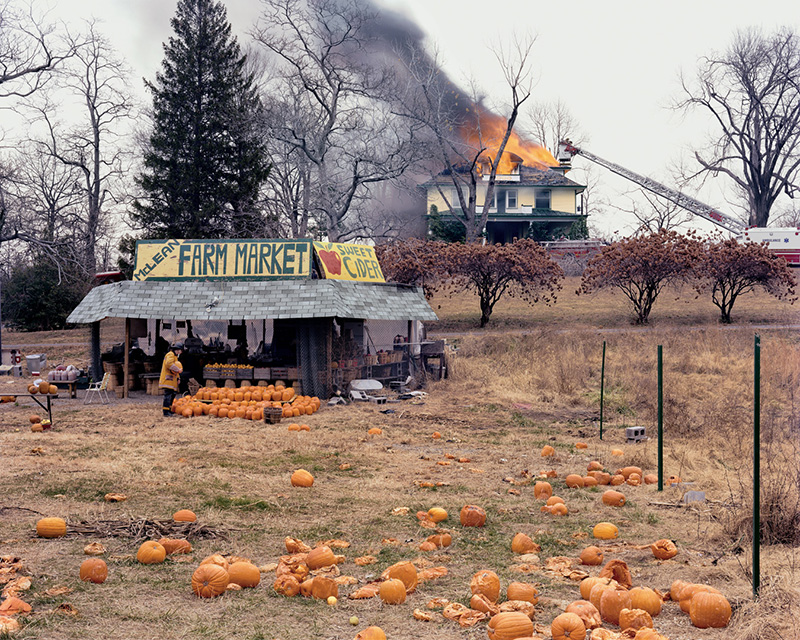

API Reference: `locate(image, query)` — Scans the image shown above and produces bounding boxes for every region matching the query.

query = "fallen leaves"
[83,543,106,556]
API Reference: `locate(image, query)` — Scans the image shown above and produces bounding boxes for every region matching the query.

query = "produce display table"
[52,380,78,399]
[0,386,56,422]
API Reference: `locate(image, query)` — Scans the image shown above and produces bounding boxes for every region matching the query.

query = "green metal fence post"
[599,341,606,440]
[658,344,663,492]
[753,334,761,598]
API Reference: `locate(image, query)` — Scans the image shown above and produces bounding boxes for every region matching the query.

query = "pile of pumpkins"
[25,380,59,395]
[27,414,51,432]
[172,384,320,420]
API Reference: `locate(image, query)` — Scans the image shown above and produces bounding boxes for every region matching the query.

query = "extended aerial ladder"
[557,140,745,233]
[556,140,800,266]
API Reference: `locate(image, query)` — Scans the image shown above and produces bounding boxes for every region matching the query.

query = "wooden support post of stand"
[90,321,102,382]
[124,317,130,399]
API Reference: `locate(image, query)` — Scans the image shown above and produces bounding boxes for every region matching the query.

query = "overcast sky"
[46,0,800,235]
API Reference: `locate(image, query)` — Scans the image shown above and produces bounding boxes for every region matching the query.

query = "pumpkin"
[550,612,586,640]
[173,509,197,522]
[228,561,260,588]
[633,630,669,640]
[488,611,534,640]
[565,600,602,629]
[354,627,386,640]
[419,541,436,551]
[669,580,692,602]
[192,563,229,598]
[587,461,603,472]
[619,466,642,479]
[291,469,314,487]
[565,474,585,488]
[378,578,406,604]
[547,495,566,505]
[28,384,38,394]
[511,532,537,554]
[599,559,632,589]
[611,448,624,456]
[679,584,720,613]
[602,490,626,507]
[592,522,618,539]
[79,558,108,583]
[29,414,41,424]
[200,553,229,571]
[627,473,642,486]
[668,475,682,485]
[599,586,632,625]
[137,541,166,564]
[580,577,610,600]
[628,587,662,616]
[643,474,658,484]
[306,546,335,569]
[37,517,67,538]
[619,608,653,631]
[460,504,486,527]
[650,538,678,560]
[0,597,31,615]
[299,578,314,597]
[550,503,568,516]
[311,575,339,600]
[31,423,43,432]
[589,580,622,611]
[595,472,612,485]
[384,560,418,593]
[506,582,538,604]
[273,574,301,596]
[427,507,448,522]
[541,445,555,456]
[689,591,732,628]
[579,545,604,566]
[583,476,598,487]
[533,481,553,500]
[158,538,192,555]
[427,532,452,548]
[470,569,501,602]
[575,442,588,449]
[470,593,500,616]
[367,427,382,435]
[610,474,625,486]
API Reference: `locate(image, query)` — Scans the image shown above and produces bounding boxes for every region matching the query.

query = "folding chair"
[84,372,111,404]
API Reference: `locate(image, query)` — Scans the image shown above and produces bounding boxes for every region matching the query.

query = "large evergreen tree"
[131,0,269,239]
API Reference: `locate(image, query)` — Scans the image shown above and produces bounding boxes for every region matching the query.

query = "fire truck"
[557,141,800,267]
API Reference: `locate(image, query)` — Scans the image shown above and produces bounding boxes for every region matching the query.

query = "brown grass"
[1,278,798,639]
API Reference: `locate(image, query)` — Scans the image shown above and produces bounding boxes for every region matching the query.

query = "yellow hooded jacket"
[159,351,183,391]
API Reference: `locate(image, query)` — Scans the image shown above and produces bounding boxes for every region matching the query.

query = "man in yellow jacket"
[159,342,184,417]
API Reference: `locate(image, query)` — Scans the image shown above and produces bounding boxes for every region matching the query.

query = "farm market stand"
[67,239,437,400]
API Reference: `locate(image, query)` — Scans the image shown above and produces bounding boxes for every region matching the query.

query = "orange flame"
[461,107,557,174]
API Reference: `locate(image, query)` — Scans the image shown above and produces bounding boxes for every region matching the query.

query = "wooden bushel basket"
[264,407,283,424]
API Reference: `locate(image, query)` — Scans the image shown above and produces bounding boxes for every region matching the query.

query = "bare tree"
[253,0,423,241]
[525,99,580,156]
[32,22,134,273]
[0,0,76,100]
[400,35,537,243]
[616,187,694,235]
[677,27,800,227]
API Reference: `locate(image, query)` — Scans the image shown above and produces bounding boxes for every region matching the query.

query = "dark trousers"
[163,388,178,415]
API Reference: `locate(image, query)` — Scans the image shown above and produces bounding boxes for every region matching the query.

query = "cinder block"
[625,426,647,443]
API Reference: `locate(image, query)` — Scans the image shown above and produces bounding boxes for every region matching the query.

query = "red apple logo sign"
[318,249,342,275]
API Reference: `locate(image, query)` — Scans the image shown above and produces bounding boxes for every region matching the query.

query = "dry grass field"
[1,277,798,640]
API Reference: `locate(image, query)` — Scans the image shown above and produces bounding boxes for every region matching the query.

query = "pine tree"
[131,0,269,239]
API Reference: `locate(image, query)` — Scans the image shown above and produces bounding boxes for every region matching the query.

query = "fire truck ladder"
[557,141,745,234]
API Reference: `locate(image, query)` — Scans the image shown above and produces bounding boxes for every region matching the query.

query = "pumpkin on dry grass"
[579,545,604,566]
[689,591,732,628]
[592,522,618,539]
[228,561,261,588]
[36,517,67,538]
[599,586,633,625]
[273,574,301,597]
[551,612,586,640]
[460,504,486,527]
[487,611,534,640]
[192,563,229,598]
[136,541,166,564]
[599,559,632,589]
[79,558,108,584]
[506,582,538,604]
[511,532,537,554]
[470,569,501,602]
[602,490,626,507]
[650,538,678,560]
[619,608,654,632]
[173,509,196,522]
[290,469,314,487]
[383,561,418,593]
[378,578,406,604]
[565,600,602,629]
[628,586,662,616]
[354,627,386,640]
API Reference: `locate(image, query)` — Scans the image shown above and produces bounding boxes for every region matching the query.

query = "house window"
[506,190,518,209]
[535,189,551,209]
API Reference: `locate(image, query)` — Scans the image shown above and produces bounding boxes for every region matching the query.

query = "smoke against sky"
[41,0,800,234]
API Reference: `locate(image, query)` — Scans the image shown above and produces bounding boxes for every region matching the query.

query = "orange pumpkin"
[470,569,501,602]
[310,575,338,600]
[427,507,448,522]
[173,509,197,522]
[136,541,166,564]
[599,586,632,625]
[619,608,654,632]
[565,474,584,488]
[506,582,538,604]
[200,553,229,571]
[602,490,626,507]
[354,627,386,640]
[36,517,67,538]
[378,578,406,604]
[158,538,193,554]
[689,591,732,628]
[384,560,418,593]
[79,558,108,583]
[629,586,662,616]
[273,574,301,597]
[460,504,486,527]
[592,522,619,539]
[511,532,537,554]
[290,469,314,487]
[192,563,229,597]
[228,561,261,588]
[488,611,534,640]
[579,545,604,566]
[565,600,602,630]
[306,546,335,569]
[541,445,555,457]
[651,538,678,560]
[533,481,552,500]
[550,612,586,640]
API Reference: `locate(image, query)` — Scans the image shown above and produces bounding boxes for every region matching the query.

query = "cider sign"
[133,239,313,281]
[313,242,385,282]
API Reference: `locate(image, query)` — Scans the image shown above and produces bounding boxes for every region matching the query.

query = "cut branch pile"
[63,519,225,542]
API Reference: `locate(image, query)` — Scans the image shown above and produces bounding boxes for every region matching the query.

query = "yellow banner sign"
[133,239,313,281]
[313,242,385,282]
